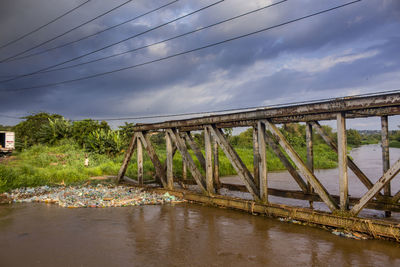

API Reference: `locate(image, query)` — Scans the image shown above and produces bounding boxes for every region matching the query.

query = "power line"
[1,0,361,93]
[71,89,400,122]
[0,0,134,63]
[2,0,288,81]
[0,0,224,83]
[0,114,22,119]
[4,0,178,63]
[0,0,91,51]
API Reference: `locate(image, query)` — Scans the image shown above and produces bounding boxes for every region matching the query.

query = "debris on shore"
[2,185,183,208]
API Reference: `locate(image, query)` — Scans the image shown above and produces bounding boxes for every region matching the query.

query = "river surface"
[1,145,400,266]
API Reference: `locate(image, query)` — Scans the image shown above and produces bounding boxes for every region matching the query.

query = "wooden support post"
[264,132,308,192]
[381,116,391,217]
[253,126,260,187]
[182,132,206,171]
[166,131,174,190]
[204,126,214,194]
[208,125,260,201]
[311,121,383,198]
[137,132,168,188]
[166,129,207,192]
[351,158,400,216]
[213,137,221,189]
[337,112,349,211]
[117,134,137,183]
[264,120,339,211]
[137,137,143,185]
[257,121,268,202]
[306,122,314,208]
[182,161,187,181]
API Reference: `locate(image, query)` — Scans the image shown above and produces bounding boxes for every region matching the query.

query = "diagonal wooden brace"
[351,158,400,216]
[166,129,207,192]
[208,125,260,201]
[137,132,168,188]
[264,130,309,193]
[311,121,383,198]
[264,120,339,211]
[393,191,400,203]
[182,131,206,171]
[117,133,138,183]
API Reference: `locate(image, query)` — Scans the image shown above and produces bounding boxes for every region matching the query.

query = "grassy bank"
[0,140,337,193]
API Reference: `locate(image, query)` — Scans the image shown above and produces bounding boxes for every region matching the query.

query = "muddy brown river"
[1,145,400,266]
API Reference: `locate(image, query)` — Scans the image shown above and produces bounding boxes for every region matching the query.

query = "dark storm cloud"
[0,0,399,129]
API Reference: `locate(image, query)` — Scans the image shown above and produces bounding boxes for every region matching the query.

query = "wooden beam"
[351,158,400,216]
[204,126,214,194]
[208,125,260,201]
[182,132,206,171]
[133,93,400,131]
[166,129,207,192]
[264,120,339,212]
[252,126,260,187]
[311,121,383,198]
[137,137,143,186]
[264,131,308,193]
[117,134,137,183]
[257,121,268,202]
[182,160,187,180]
[337,112,349,210]
[306,122,314,208]
[166,131,174,190]
[137,132,168,188]
[381,116,391,217]
[213,137,221,190]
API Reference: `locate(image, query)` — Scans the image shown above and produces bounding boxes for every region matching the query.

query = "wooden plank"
[337,112,349,210]
[213,137,221,189]
[311,121,383,198]
[166,129,207,192]
[351,158,400,216]
[117,134,137,183]
[137,137,143,186]
[257,121,268,202]
[166,131,174,189]
[182,132,206,171]
[381,116,391,217]
[264,131,308,193]
[137,132,167,188]
[252,126,260,187]
[306,122,314,208]
[182,160,187,180]
[208,125,260,201]
[204,126,214,194]
[264,120,339,211]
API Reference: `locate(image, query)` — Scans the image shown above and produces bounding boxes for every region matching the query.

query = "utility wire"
[2,0,287,81]
[0,0,91,51]
[71,89,400,122]
[0,0,134,63]
[0,0,224,83]
[1,0,361,92]
[4,0,178,63]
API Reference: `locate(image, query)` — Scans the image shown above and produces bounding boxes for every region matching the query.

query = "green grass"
[389,140,400,148]
[0,139,338,193]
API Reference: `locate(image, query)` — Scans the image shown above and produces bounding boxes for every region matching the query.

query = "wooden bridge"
[117,91,400,241]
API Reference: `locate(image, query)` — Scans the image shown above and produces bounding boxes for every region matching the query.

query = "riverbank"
[1,183,182,208]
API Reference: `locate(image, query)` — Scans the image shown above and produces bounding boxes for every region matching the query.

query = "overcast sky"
[0,0,399,130]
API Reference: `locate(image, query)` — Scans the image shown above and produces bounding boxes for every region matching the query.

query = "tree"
[71,119,110,147]
[347,129,362,147]
[12,112,63,149]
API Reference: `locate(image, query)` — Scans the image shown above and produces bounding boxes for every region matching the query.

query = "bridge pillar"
[306,122,314,209]
[381,115,391,217]
[137,137,143,185]
[166,131,174,190]
[337,112,349,211]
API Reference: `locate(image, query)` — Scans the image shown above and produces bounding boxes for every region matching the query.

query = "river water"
[1,145,400,266]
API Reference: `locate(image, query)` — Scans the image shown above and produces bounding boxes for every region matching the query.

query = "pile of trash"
[3,185,183,208]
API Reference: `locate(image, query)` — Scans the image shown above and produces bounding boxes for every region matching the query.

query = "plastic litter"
[7,185,184,208]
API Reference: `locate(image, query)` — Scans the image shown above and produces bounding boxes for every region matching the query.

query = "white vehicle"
[0,131,15,154]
